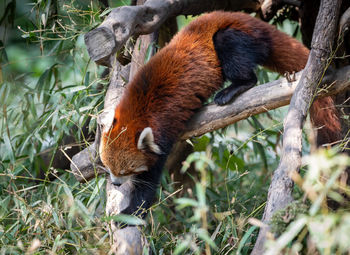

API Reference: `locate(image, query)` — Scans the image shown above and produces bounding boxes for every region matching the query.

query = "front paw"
[215,84,255,106]
[214,88,233,105]
[120,205,134,215]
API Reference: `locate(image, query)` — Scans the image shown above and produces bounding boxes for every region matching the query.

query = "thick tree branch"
[84,0,260,66]
[106,178,146,254]
[103,14,158,252]
[251,0,342,254]
[182,68,350,139]
[259,0,301,20]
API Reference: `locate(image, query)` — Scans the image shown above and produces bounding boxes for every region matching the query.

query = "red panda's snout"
[100,126,162,178]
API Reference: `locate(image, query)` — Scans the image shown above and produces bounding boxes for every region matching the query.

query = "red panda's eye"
[113,118,117,126]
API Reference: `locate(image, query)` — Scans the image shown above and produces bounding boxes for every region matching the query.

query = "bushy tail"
[310,97,341,146]
[260,15,341,147]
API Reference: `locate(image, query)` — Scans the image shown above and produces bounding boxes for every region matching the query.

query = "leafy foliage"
[1,0,109,253]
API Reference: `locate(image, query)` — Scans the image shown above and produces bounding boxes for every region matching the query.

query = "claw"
[284,71,296,82]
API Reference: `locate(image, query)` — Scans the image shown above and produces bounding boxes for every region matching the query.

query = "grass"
[0,173,109,254]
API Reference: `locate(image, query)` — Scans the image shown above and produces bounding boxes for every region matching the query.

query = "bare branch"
[84,0,260,66]
[252,0,343,253]
[260,0,281,20]
[182,67,350,139]
[106,179,147,255]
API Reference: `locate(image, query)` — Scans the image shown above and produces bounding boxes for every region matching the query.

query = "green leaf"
[175,198,199,209]
[236,226,257,254]
[84,71,90,87]
[63,184,74,202]
[103,214,146,226]
[99,7,111,18]
[59,85,87,94]
[193,135,210,152]
[35,64,57,102]
[3,130,15,163]
[196,183,206,206]
[144,42,156,64]
[173,240,190,255]
[87,178,105,207]
[194,228,218,250]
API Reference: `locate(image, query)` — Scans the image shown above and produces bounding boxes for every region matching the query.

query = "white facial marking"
[98,166,111,174]
[119,169,126,175]
[99,106,116,133]
[110,174,131,185]
[99,138,103,156]
[134,165,148,173]
[137,127,162,154]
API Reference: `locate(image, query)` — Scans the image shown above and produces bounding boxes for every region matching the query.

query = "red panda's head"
[99,113,162,178]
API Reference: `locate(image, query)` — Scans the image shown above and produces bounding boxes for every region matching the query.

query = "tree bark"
[84,0,260,66]
[251,0,342,254]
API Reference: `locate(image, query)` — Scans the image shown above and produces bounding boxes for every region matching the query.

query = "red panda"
[99,11,341,217]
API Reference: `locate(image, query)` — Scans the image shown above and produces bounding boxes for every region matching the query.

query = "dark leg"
[213,28,271,105]
[119,173,158,218]
[119,156,166,220]
[116,171,160,228]
[214,75,257,105]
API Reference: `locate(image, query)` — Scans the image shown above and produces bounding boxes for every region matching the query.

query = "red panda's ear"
[137,127,162,154]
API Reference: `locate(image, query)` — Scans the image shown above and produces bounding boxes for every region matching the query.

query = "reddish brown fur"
[310,97,341,146]
[100,11,341,177]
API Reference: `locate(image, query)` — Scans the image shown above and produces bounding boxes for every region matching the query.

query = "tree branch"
[84,0,260,66]
[251,0,342,253]
[103,15,158,252]
[106,178,146,254]
[182,68,350,139]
